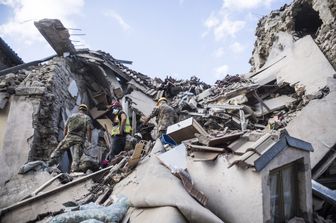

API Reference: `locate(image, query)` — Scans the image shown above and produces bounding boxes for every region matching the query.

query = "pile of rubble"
[0,0,336,222]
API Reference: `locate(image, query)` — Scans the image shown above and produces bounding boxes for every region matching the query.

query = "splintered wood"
[127,141,146,168]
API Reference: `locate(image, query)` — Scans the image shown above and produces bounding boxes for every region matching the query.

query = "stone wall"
[250,0,336,71]
[25,57,76,161]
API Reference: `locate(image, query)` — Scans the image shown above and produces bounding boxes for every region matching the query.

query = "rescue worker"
[48,104,92,172]
[143,97,178,138]
[107,100,132,157]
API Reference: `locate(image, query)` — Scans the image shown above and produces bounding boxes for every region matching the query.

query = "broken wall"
[0,105,9,151]
[250,0,336,71]
[26,57,76,161]
[286,78,336,168]
[187,156,263,223]
[187,147,312,222]
[0,57,78,208]
[249,0,336,172]
[0,51,129,208]
[0,96,40,208]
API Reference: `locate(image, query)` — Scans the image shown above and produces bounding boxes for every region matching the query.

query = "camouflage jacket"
[65,112,92,139]
[149,103,178,131]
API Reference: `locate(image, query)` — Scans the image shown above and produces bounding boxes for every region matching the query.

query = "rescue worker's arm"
[143,107,159,124]
[174,112,178,123]
[86,116,93,143]
[87,127,92,143]
[120,113,127,135]
[64,117,71,136]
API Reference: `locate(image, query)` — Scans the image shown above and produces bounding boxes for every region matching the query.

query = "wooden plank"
[191,151,219,161]
[254,95,296,116]
[77,53,105,62]
[127,141,146,168]
[186,144,225,152]
[207,132,244,147]
[176,170,208,206]
[97,119,113,134]
[89,107,109,119]
[207,104,244,110]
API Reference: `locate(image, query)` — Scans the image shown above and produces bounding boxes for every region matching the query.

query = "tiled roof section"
[75,49,161,99]
[227,131,313,172]
[0,37,24,65]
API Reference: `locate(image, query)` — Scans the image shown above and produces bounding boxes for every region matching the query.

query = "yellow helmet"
[78,104,88,111]
[157,97,167,106]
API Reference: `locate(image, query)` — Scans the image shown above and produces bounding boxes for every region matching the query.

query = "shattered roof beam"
[0,55,56,76]
[103,61,131,82]
[312,180,336,206]
[116,59,133,65]
[34,19,76,56]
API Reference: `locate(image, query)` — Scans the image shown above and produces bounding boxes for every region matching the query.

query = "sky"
[0,0,292,84]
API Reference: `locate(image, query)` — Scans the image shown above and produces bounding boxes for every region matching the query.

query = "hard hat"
[78,104,88,111]
[111,100,122,109]
[134,132,142,139]
[156,97,167,106]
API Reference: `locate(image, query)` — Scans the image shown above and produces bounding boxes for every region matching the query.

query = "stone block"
[15,87,46,96]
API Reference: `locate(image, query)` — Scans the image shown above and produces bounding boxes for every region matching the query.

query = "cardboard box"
[166,117,208,144]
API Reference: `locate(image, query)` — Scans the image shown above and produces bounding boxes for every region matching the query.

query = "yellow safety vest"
[111,116,132,136]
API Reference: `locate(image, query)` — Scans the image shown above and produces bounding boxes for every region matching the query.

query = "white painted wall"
[0,103,10,152]
[187,147,312,222]
[187,156,263,223]
[287,78,336,168]
[0,96,38,208]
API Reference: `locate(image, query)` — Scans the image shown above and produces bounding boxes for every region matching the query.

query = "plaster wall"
[0,96,39,207]
[250,0,336,72]
[187,156,263,223]
[0,103,9,151]
[128,90,156,117]
[286,78,336,167]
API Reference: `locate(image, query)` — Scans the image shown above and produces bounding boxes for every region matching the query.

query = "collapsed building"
[0,0,336,222]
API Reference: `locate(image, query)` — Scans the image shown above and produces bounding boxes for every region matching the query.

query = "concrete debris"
[0,0,336,222]
[34,19,76,56]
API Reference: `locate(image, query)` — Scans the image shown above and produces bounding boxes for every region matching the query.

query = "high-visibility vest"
[111,116,132,136]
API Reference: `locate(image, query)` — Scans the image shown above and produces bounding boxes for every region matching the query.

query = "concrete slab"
[0,171,59,208]
[34,19,76,56]
[286,78,336,168]
[127,90,155,117]
[252,35,336,95]
[254,95,296,116]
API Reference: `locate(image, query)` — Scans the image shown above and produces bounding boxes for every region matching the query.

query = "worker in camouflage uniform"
[48,104,92,172]
[144,97,178,138]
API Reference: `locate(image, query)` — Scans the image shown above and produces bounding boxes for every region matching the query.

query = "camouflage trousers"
[49,134,84,172]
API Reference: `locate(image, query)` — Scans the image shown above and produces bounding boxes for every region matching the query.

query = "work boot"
[46,159,56,167]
